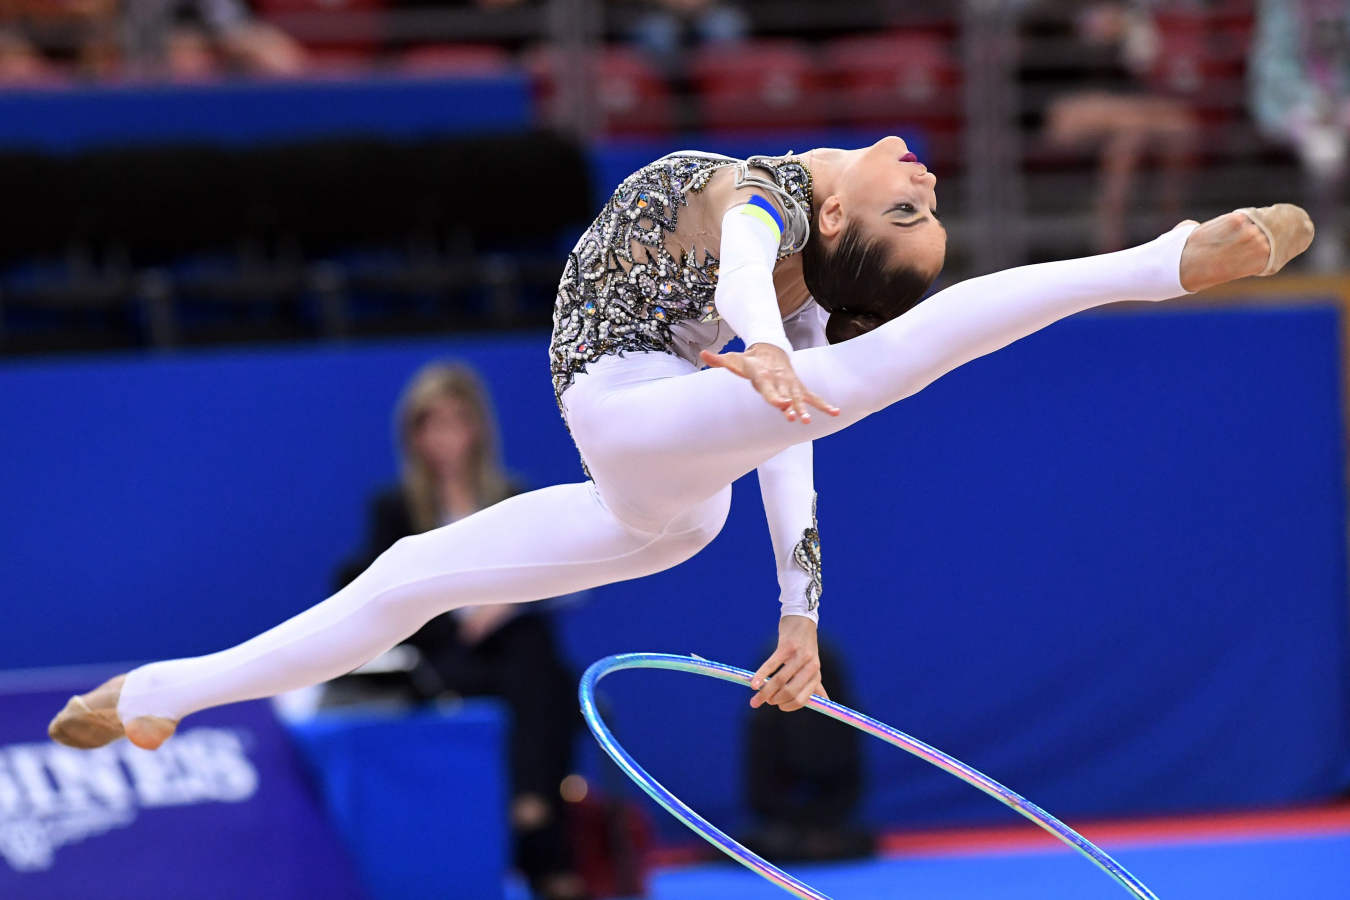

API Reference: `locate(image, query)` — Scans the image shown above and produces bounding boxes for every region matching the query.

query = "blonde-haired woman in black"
[336,362,586,900]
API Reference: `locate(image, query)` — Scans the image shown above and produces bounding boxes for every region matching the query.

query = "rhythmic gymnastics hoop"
[579,652,1159,900]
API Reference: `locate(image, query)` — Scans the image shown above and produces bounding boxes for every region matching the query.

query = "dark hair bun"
[803,222,939,345]
[825,308,885,344]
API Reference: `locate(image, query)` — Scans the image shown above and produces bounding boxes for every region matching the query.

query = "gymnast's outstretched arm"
[752,302,831,709]
[756,300,831,624]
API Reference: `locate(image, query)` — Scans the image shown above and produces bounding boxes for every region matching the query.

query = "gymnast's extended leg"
[568,214,1272,520]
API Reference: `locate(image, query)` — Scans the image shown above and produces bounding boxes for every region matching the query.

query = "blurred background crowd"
[0,0,1345,356]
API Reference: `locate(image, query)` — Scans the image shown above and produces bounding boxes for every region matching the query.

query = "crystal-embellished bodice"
[548,151,813,408]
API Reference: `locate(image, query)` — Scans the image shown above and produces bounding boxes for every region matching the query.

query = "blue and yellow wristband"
[739,194,785,246]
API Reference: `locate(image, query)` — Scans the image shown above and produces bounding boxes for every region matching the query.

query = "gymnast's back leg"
[49,482,732,749]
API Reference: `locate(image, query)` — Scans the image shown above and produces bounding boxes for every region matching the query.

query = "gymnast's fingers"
[749,649,788,707]
[760,379,792,412]
[769,660,818,710]
[776,375,810,421]
[752,377,794,420]
[751,665,790,708]
[781,680,818,712]
[803,387,840,417]
[761,655,811,708]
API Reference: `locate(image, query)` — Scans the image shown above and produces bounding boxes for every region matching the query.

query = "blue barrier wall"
[0,74,531,152]
[288,702,508,900]
[3,304,1348,837]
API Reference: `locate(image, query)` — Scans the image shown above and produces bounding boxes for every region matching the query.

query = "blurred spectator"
[622,0,748,76]
[397,0,530,6]
[0,27,46,82]
[741,639,874,863]
[1032,1,1198,251]
[334,361,587,900]
[123,0,308,79]
[1251,0,1348,270]
[0,0,120,82]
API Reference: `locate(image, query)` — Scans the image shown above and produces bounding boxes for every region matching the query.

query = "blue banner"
[0,679,364,899]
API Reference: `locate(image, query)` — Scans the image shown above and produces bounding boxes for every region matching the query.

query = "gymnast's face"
[818,136,947,280]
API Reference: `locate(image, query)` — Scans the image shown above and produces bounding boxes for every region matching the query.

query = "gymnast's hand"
[749,615,829,712]
[700,344,839,424]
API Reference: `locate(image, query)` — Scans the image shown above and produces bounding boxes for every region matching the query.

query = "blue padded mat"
[642,831,1350,899]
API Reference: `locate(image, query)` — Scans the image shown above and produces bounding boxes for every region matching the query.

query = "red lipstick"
[899,152,919,163]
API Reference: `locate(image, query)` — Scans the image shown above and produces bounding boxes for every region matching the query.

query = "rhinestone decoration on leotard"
[792,493,823,612]
[548,152,814,408]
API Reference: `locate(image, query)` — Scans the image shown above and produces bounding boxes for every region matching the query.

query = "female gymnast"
[50,136,1313,751]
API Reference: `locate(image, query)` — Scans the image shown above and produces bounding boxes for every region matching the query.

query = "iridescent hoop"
[579,652,1159,900]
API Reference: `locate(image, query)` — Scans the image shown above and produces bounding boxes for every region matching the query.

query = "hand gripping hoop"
[579,653,1160,900]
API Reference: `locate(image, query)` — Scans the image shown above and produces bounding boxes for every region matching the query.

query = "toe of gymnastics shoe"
[49,674,127,749]
[1239,204,1315,276]
[48,674,177,751]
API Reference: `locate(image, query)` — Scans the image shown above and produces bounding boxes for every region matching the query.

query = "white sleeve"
[714,198,793,354]
[756,298,828,622]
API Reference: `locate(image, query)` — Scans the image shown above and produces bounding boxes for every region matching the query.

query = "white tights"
[118,223,1194,723]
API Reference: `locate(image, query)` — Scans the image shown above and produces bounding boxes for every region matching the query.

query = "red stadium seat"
[301,48,378,76]
[527,47,674,136]
[399,44,513,77]
[254,0,383,11]
[821,31,962,131]
[689,39,826,133]
[255,0,385,54]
